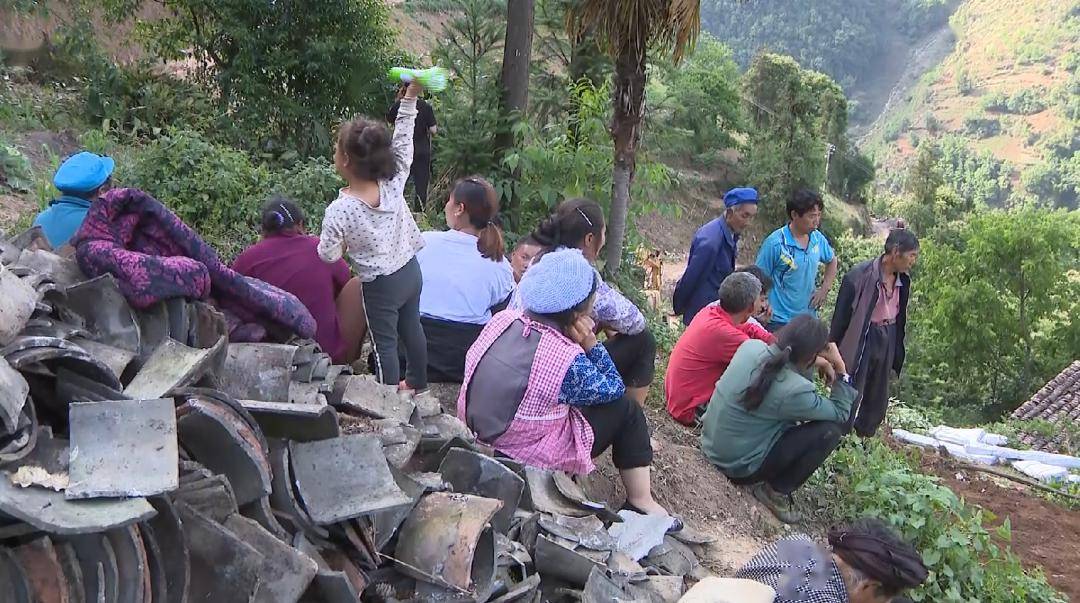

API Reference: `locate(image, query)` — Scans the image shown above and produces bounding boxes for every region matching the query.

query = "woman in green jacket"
[700,314,855,523]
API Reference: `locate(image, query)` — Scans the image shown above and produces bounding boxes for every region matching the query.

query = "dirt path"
[920,454,1080,600]
[582,406,783,575]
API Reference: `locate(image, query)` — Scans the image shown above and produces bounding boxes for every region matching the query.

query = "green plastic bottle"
[388,67,450,93]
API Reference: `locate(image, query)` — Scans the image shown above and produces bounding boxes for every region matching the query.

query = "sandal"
[619,501,684,533]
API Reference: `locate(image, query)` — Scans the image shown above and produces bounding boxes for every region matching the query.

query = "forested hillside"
[700,0,955,123]
[866,0,1080,210]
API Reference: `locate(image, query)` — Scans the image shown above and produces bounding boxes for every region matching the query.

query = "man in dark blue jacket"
[673,187,759,326]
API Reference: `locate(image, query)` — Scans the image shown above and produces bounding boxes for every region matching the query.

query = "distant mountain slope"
[865,0,1079,207]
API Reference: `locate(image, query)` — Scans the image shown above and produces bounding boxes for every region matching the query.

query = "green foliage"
[981,88,1048,115]
[954,66,973,95]
[742,54,848,227]
[925,112,942,133]
[1022,155,1080,209]
[105,0,399,156]
[501,80,672,231]
[429,0,506,185]
[645,34,743,161]
[0,137,33,192]
[120,130,342,259]
[807,439,1066,603]
[962,113,1001,139]
[903,209,1080,420]
[934,135,1012,207]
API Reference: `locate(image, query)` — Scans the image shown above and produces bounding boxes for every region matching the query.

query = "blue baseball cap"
[723,187,759,208]
[53,151,115,194]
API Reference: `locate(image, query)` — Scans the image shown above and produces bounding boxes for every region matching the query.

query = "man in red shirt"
[665,271,775,425]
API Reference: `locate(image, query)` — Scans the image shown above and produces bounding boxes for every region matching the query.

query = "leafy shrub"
[884,115,911,142]
[955,66,974,95]
[0,137,33,192]
[963,113,1001,138]
[120,130,271,258]
[83,63,223,140]
[119,129,345,259]
[106,0,400,157]
[501,80,672,231]
[934,135,1012,206]
[924,112,941,133]
[267,158,344,228]
[646,34,744,160]
[808,439,1067,603]
[981,88,1047,115]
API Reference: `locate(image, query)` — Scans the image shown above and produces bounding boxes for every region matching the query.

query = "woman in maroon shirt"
[232,197,367,363]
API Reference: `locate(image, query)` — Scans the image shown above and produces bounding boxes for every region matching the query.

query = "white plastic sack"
[1012,460,1069,483]
[930,426,986,446]
[965,443,1080,469]
[892,429,939,448]
[892,429,999,464]
[608,510,674,561]
[941,441,999,465]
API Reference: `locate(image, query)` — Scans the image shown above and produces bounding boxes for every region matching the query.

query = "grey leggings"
[363,257,428,389]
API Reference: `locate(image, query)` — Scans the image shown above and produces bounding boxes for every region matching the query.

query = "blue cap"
[519,248,598,314]
[53,151,115,194]
[723,187,759,208]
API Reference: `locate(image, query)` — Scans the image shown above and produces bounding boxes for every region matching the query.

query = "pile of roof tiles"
[0,227,714,603]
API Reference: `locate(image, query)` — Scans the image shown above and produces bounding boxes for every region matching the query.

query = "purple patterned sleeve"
[592,275,646,335]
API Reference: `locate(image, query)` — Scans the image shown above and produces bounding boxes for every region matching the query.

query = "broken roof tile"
[66,398,178,500]
[289,434,412,524]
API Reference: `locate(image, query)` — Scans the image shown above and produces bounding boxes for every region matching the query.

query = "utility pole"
[823,142,837,192]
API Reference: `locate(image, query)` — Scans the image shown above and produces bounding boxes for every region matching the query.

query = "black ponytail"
[260,195,304,235]
[529,198,605,252]
[740,314,829,411]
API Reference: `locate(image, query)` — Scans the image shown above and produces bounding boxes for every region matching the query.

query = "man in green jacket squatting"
[700,314,855,523]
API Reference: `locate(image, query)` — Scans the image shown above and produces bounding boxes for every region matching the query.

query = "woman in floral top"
[525,199,657,405]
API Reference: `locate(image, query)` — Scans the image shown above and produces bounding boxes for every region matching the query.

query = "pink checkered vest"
[458,309,596,474]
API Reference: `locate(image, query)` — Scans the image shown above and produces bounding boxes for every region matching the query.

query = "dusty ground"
[421,382,779,577]
[919,453,1080,600]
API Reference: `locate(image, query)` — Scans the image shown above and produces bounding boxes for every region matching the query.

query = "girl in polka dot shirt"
[318,81,428,394]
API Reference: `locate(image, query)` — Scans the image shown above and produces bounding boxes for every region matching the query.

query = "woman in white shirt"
[416,176,515,382]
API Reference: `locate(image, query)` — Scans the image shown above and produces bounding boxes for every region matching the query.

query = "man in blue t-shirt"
[672,187,759,326]
[755,189,839,331]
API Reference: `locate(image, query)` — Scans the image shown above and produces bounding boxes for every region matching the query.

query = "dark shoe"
[620,501,684,533]
[751,483,802,524]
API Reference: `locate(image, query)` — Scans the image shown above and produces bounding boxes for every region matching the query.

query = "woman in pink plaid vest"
[458,248,679,530]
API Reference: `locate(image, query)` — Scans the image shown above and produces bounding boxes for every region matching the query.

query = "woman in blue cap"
[459,248,680,531]
[673,187,759,326]
[33,151,114,249]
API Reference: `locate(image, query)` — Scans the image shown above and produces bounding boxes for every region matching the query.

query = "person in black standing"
[387,84,438,209]
[830,227,919,437]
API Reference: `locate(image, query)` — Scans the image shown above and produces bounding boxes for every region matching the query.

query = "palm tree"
[567,0,700,272]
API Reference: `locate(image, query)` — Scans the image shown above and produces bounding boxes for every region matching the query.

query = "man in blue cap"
[32,151,115,249]
[673,187,759,326]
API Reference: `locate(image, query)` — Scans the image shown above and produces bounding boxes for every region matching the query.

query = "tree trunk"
[495,0,534,228]
[604,43,647,274]
[495,0,534,151]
